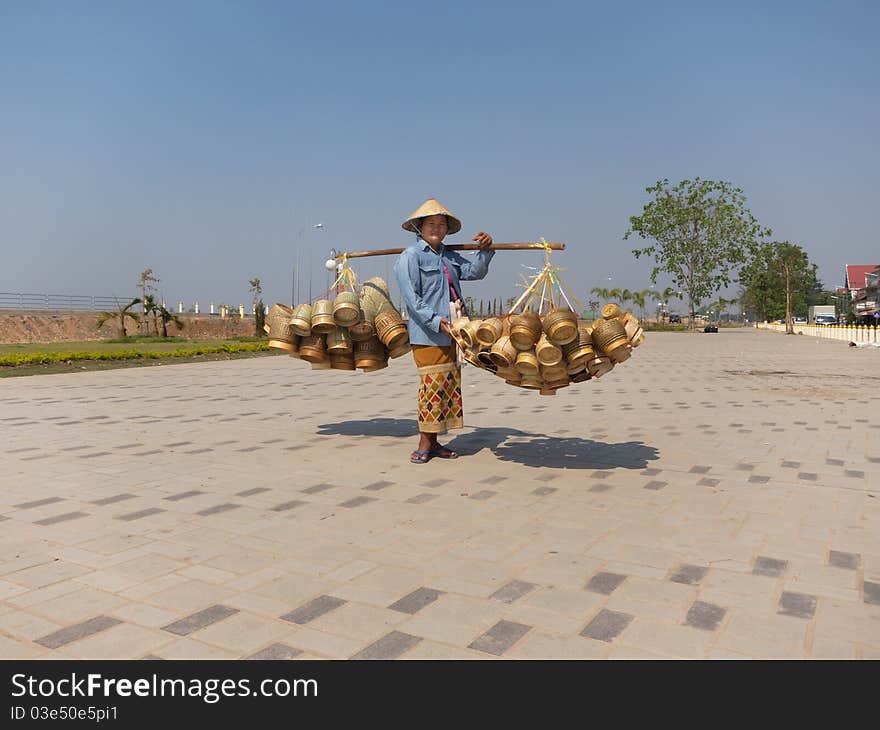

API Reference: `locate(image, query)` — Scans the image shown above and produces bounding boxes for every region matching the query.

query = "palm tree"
[631,289,652,319]
[590,286,611,301]
[248,277,264,336]
[157,305,184,338]
[96,297,141,338]
[142,295,160,336]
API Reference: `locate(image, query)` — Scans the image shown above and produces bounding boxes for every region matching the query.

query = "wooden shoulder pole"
[337,242,565,259]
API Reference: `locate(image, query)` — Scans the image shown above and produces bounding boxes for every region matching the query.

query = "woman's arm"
[393,249,443,332]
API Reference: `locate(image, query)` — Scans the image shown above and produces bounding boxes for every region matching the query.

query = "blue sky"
[1,0,877,312]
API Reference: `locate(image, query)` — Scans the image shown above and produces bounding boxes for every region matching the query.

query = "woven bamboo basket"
[267,304,297,352]
[348,300,375,341]
[514,349,540,375]
[489,335,517,367]
[374,308,408,350]
[332,291,361,327]
[535,334,563,366]
[601,302,623,319]
[570,370,591,383]
[298,334,327,364]
[290,303,312,337]
[310,299,337,334]
[542,308,578,346]
[475,317,504,346]
[329,353,356,371]
[586,355,614,378]
[388,341,412,359]
[519,374,543,389]
[508,312,542,351]
[326,327,353,355]
[591,318,629,358]
[354,337,384,370]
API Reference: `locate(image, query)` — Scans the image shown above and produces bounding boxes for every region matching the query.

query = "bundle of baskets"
[451,302,644,395]
[265,277,410,372]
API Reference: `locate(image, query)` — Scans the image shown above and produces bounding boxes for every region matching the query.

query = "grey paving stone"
[236,487,271,497]
[280,596,347,625]
[781,461,800,468]
[778,592,817,619]
[35,511,90,526]
[532,486,558,496]
[753,556,788,577]
[15,497,64,510]
[196,503,241,516]
[864,581,880,606]
[480,476,508,485]
[644,480,667,490]
[641,468,662,476]
[364,480,394,491]
[670,564,708,585]
[468,620,531,656]
[36,616,122,649]
[162,605,240,636]
[798,472,818,481]
[164,490,205,501]
[748,475,771,484]
[91,494,137,506]
[405,493,439,504]
[826,458,845,466]
[585,572,627,595]
[247,643,303,660]
[845,470,865,478]
[490,580,537,604]
[116,508,165,521]
[685,601,727,631]
[589,483,611,492]
[580,609,633,642]
[698,477,721,487]
[388,587,444,614]
[828,550,860,570]
[339,496,377,508]
[591,470,612,479]
[534,473,558,482]
[469,490,497,500]
[352,631,422,659]
[271,500,307,511]
[302,483,336,494]
[735,463,755,471]
[689,465,711,474]
[422,478,451,487]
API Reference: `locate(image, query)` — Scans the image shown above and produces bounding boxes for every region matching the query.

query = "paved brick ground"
[1,329,878,659]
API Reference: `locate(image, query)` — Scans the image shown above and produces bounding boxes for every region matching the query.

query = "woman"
[393,198,494,464]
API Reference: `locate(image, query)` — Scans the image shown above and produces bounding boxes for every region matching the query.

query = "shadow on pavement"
[317,421,659,470]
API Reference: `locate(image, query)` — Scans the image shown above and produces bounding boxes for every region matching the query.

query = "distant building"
[851,265,879,322]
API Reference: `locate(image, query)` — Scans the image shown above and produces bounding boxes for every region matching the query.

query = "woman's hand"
[439,318,453,336]
[473,231,493,249]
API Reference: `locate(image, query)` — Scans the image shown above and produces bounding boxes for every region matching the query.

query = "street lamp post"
[292,223,324,307]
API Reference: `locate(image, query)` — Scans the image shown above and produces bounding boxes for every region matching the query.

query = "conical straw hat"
[402,198,462,235]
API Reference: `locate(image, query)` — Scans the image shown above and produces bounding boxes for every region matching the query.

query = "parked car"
[668,314,682,323]
[703,325,718,333]
[793,316,807,324]
[814,314,837,326]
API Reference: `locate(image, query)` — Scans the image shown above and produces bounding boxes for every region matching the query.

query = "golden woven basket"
[475,317,504,346]
[374,308,408,350]
[514,349,540,375]
[290,303,312,336]
[586,355,614,378]
[298,334,327,363]
[535,334,563,366]
[508,312,542,351]
[591,318,629,356]
[310,299,336,334]
[332,291,361,327]
[354,336,384,370]
[601,302,623,319]
[489,335,517,367]
[267,304,297,352]
[326,327,353,355]
[542,308,578,345]
[519,374,543,389]
[329,353,356,371]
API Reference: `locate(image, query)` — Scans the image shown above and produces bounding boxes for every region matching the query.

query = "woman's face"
[419,214,448,248]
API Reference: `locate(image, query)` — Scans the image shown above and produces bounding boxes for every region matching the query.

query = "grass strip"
[0,342,270,367]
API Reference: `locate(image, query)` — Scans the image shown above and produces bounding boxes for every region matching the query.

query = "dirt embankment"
[0,311,256,344]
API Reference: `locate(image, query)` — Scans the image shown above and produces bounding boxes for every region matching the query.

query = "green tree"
[248,277,265,336]
[157,305,185,338]
[769,242,817,334]
[625,178,771,330]
[142,294,160,336]
[96,297,141,338]
[631,289,652,319]
[740,242,818,331]
[138,269,160,333]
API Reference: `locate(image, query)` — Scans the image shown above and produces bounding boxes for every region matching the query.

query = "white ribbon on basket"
[449,298,466,367]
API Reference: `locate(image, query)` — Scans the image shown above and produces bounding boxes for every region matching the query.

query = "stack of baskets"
[451,302,644,395]
[265,277,410,372]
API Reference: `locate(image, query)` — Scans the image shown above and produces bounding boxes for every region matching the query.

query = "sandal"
[410,450,432,464]
[430,445,458,459]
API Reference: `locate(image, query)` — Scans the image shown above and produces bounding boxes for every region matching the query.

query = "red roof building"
[844,264,879,292]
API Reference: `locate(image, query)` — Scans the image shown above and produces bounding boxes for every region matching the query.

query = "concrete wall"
[0,311,257,344]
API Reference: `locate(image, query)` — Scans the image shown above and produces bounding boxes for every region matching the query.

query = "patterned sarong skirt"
[412,345,463,434]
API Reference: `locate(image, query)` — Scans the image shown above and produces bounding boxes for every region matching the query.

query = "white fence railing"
[757,322,879,343]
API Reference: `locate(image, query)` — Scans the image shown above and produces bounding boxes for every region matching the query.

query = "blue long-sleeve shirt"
[393,239,495,346]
